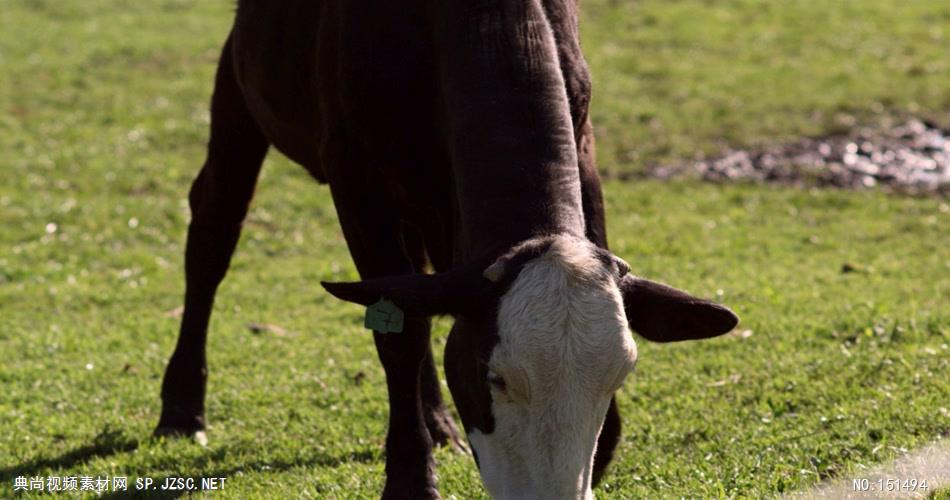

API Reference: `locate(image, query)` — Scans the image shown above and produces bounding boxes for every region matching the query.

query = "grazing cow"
[155,0,739,498]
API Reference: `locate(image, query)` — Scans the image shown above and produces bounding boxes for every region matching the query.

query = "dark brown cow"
[156,1,738,498]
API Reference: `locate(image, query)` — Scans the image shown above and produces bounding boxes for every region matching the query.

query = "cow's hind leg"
[155,37,268,442]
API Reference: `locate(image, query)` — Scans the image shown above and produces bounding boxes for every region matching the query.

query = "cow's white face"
[470,236,638,499]
[322,234,739,500]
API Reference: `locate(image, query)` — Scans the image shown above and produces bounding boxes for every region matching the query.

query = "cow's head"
[323,235,738,499]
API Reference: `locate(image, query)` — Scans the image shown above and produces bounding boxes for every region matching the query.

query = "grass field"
[584,0,950,175]
[1,0,948,498]
[932,486,950,500]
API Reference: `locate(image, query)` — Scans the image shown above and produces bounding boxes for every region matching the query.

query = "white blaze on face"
[471,236,638,500]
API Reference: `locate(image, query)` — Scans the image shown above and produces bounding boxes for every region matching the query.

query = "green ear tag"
[364,298,405,333]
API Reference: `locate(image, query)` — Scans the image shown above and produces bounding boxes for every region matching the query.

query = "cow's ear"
[321,263,489,317]
[618,274,739,342]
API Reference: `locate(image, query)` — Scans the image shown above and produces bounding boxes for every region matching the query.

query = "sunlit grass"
[1,0,947,497]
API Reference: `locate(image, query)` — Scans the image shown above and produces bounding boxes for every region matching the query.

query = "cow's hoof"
[154,426,209,447]
[426,408,468,454]
[382,483,440,500]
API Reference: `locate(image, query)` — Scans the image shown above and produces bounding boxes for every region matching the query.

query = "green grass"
[932,486,950,500]
[1,0,948,498]
[584,0,950,176]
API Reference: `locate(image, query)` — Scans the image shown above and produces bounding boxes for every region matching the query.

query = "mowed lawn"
[1,0,948,498]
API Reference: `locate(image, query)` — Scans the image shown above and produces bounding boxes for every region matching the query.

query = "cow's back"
[231,1,444,184]
[229,0,592,266]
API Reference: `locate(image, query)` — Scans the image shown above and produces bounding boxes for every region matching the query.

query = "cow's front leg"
[400,226,466,454]
[328,177,439,499]
[420,347,466,452]
[592,396,621,486]
[156,35,268,442]
[373,320,440,499]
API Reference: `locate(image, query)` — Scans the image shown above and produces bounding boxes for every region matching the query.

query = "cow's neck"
[434,0,586,262]
[452,158,585,263]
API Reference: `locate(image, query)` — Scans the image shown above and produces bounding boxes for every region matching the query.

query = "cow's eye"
[488,372,507,392]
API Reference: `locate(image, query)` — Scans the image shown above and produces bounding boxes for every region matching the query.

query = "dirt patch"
[649,119,950,196]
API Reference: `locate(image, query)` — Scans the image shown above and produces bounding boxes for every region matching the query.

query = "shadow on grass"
[2,424,378,497]
[98,487,189,500]
[0,426,139,482]
[197,445,380,475]
[95,444,378,498]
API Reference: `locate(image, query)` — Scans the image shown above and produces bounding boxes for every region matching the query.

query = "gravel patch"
[650,119,950,195]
